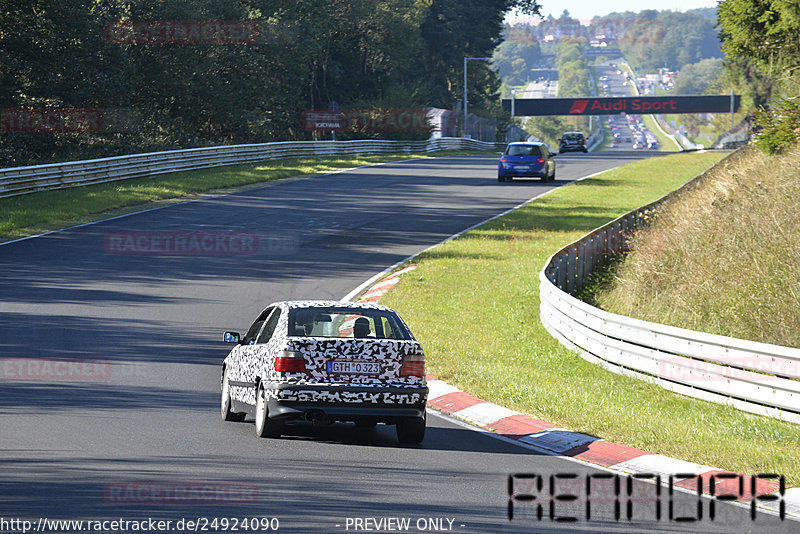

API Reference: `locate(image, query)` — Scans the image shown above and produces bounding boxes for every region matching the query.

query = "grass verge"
[597,115,615,151]
[642,114,682,152]
[380,150,800,485]
[0,150,498,242]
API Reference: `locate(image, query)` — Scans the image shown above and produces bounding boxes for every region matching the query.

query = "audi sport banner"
[502,95,740,116]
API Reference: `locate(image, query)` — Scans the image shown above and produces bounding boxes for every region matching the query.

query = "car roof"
[278,300,395,312]
[507,141,544,145]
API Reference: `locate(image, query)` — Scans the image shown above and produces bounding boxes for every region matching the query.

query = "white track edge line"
[341,168,610,301]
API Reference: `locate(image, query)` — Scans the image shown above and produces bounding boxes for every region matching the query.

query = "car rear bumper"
[267,400,426,421]
[263,382,428,421]
[499,167,547,177]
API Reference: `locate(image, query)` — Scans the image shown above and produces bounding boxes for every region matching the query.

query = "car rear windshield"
[288,307,411,340]
[506,144,543,156]
[563,133,584,141]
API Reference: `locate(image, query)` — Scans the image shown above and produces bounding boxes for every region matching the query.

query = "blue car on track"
[498,141,556,182]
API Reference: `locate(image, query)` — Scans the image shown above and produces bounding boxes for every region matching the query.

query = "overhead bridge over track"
[503,95,741,116]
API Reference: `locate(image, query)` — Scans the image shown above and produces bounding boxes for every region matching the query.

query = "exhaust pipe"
[304,410,333,426]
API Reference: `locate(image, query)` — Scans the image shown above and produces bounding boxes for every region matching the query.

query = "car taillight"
[537,157,545,163]
[501,157,508,162]
[400,353,426,377]
[275,350,306,373]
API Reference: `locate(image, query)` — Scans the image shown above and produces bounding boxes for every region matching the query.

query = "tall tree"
[673,58,724,95]
[718,0,800,95]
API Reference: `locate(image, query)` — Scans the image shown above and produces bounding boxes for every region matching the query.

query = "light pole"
[463,56,492,138]
[511,88,516,119]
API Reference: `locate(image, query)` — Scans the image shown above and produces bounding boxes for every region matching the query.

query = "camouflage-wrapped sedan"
[221,301,428,443]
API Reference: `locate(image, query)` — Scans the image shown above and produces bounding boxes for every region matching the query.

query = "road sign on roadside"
[502,95,741,116]
[301,110,345,131]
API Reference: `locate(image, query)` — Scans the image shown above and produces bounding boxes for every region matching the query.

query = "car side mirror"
[223,331,241,343]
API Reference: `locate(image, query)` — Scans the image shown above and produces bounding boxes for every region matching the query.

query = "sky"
[508,0,719,23]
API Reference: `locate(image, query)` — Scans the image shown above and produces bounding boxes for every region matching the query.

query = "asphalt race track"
[0,152,792,533]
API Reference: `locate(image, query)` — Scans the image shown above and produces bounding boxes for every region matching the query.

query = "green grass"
[380,150,800,485]
[642,115,682,152]
[598,114,615,151]
[0,150,498,241]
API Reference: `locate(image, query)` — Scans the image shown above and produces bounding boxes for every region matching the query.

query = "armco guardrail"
[0,137,500,199]
[539,151,800,424]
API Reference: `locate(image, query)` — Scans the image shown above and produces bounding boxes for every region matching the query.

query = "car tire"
[221,368,246,422]
[498,175,506,182]
[255,383,283,438]
[550,170,556,181]
[396,412,426,444]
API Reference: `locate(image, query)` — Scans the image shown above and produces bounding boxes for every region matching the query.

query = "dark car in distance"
[498,142,556,182]
[559,131,588,153]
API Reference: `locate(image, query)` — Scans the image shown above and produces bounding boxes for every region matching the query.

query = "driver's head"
[353,317,371,338]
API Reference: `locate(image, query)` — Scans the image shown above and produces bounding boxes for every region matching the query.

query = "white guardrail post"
[0,137,498,199]
[539,149,800,424]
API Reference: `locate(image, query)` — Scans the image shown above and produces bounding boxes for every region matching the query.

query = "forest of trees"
[504,8,722,74]
[590,9,723,72]
[0,0,541,167]
[5,1,796,165]
[672,58,724,95]
[718,0,800,153]
[492,38,542,88]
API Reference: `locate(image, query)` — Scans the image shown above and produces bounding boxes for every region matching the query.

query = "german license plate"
[327,360,381,375]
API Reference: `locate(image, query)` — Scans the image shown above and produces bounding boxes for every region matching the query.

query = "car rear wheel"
[221,368,246,422]
[396,411,426,444]
[497,175,506,182]
[255,383,283,438]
